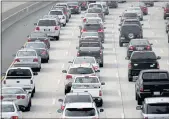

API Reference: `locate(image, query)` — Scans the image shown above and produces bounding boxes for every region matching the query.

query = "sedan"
[67,2,81,14]
[1,87,32,112]
[13,49,41,71]
[127,39,153,58]
[24,42,50,63]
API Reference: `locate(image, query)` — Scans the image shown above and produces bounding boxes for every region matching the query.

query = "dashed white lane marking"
[52,98,56,105]
[57,79,60,85]
[118,90,121,97]
[65,51,68,56]
[160,49,164,53]
[116,72,119,78]
[121,113,125,119]
[114,59,117,63]
[61,64,65,69]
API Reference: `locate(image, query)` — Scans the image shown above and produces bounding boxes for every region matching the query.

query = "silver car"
[13,49,41,71]
[1,101,23,119]
[1,87,32,112]
[81,13,99,23]
[24,42,49,63]
[87,8,105,22]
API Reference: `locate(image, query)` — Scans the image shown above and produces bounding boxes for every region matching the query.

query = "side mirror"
[157,56,161,60]
[76,46,79,49]
[68,61,73,63]
[119,16,121,17]
[79,26,82,29]
[62,70,67,73]
[136,105,142,110]
[58,99,63,102]
[1,73,6,76]
[118,28,120,31]
[119,24,121,26]
[100,109,104,112]
[34,23,37,25]
[21,46,24,49]
[57,109,63,113]
[33,72,38,75]
[101,82,105,85]
[12,54,16,57]
[162,7,164,9]
[125,57,129,60]
[27,35,29,37]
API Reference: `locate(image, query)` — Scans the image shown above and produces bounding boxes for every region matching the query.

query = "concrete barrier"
[2,1,55,32]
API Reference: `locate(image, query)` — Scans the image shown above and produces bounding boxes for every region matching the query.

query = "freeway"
[2,1,169,118]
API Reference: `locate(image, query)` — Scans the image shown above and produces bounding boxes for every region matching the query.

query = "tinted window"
[65,108,96,117]
[84,24,101,30]
[74,58,95,64]
[131,52,156,60]
[80,42,100,47]
[142,72,168,80]
[68,67,94,74]
[81,32,98,37]
[2,105,15,112]
[89,4,102,8]
[88,9,102,13]
[121,25,140,33]
[124,13,137,17]
[25,43,45,49]
[17,51,36,57]
[86,13,98,17]
[65,95,92,103]
[6,69,32,79]
[68,2,78,6]
[147,103,169,114]
[124,21,140,25]
[87,18,102,23]
[49,11,63,15]
[2,88,24,94]
[30,33,47,37]
[75,77,99,83]
[38,20,56,26]
[131,40,148,45]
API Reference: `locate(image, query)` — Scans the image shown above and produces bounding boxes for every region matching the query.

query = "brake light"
[55,26,59,30]
[17,96,21,99]
[35,26,40,30]
[144,117,148,119]
[14,59,20,62]
[98,28,104,32]
[146,46,151,50]
[3,80,6,84]
[129,46,134,50]
[81,29,87,32]
[128,63,132,69]
[41,50,47,55]
[99,90,102,96]
[66,75,72,79]
[61,105,65,110]
[77,52,80,56]
[11,116,18,119]
[83,18,86,22]
[74,6,78,8]
[28,38,31,42]
[30,80,33,84]
[82,2,86,6]
[21,95,25,99]
[33,58,38,62]
[165,8,169,12]
[140,87,144,92]
[1,96,3,100]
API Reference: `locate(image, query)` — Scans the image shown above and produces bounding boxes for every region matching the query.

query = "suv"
[62,64,98,94]
[79,22,106,43]
[126,51,161,82]
[119,24,143,47]
[77,41,104,67]
[163,3,169,19]
[34,18,61,40]
[135,70,169,105]
[120,11,139,23]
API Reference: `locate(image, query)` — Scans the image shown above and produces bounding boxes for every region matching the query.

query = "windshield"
[49,11,63,15]
[65,108,96,117]
[68,67,94,74]
[38,20,56,26]
[74,58,95,64]
[65,95,92,103]
[147,103,169,114]
[75,77,99,83]
[142,72,169,81]
[131,52,156,60]
[124,13,137,17]
[6,69,32,79]
[25,43,45,49]
[80,42,100,47]
[84,24,101,30]
[1,105,15,112]
[88,9,102,13]
[2,88,24,94]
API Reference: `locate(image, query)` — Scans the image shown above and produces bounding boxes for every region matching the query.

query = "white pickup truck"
[71,76,105,107]
[2,67,37,97]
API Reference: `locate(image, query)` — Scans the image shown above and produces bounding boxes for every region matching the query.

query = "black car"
[77,42,104,67]
[163,3,169,19]
[120,12,139,23]
[126,51,161,82]
[79,22,106,43]
[143,1,154,7]
[67,2,81,14]
[127,39,153,58]
[119,24,143,47]
[107,1,118,8]
[135,69,169,105]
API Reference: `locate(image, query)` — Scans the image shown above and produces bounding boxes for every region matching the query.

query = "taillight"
[81,29,87,32]
[44,39,48,43]
[28,38,31,42]
[21,95,25,99]
[66,75,72,79]
[41,50,47,55]
[98,28,104,32]
[35,26,40,30]
[1,96,4,100]
[14,59,20,62]
[146,46,151,50]
[55,26,59,30]
[3,80,6,84]
[129,46,134,50]
[77,52,80,56]
[83,18,86,22]
[128,63,132,69]
[140,87,144,92]
[165,8,169,12]
[99,90,102,96]
[17,96,21,99]
[30,80,33,84]
[33,58,38,62]
[74,6,78,9]
[11,116,18,119]
[82,2,86,6]
[61,105,65,110]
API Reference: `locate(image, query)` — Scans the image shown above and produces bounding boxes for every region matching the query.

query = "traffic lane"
[1,3,54,73]
[22,14,82,118]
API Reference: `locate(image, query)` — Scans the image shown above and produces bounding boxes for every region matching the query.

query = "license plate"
[6,95,13,98]
[44,29,50,31]
[22,59,31,62]
[136,47,144,50]
[153,92,160,95]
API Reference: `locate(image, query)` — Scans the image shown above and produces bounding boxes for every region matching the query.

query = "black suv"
[76,41,104,67]
[79,23,106,43]
[119,24,143,47]
[163,3,169,19]
[126,51,161,82]
[135,69,169,105]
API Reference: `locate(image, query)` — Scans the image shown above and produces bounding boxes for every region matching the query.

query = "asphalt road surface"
[2,1,169,118]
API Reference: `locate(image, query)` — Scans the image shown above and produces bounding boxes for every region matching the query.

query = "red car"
[138,2,148,15]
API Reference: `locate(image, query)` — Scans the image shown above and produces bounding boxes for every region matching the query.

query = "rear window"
[74,58,95,64]
[130,40,148,45]
[81,32,98,37]
[75,77,99,83]
[121,25,140,33]
[131,52,156,60]
[17,51,36,57]
[147,103,169,114]
[68,2,78,6]
[2,88,24,94]
[84,24,101,30]
[124,21,140,25]
[80,42,100,47]
[65,95,92,103]
[68,67,94,74]
[86,13,98,17]
[142,72,169,81]
[6,69,32,79]
[38,20,56,26]
[2,105,15,112]
[65,108,96,117]
[49,11,63,15]
[88,8,102,13]
[89,4,102,8]
[124,13,137,17]
[30,33,47,37]
[25,43,45,49]
[87,18,102,23]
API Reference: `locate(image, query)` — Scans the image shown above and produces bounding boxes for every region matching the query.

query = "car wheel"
[97,99,103,107]
[37,68,41,72]
[66,19,69,23]
[31,92,34,97]
[164,15,166,20]
[99,63,103,67]
[135,92,137,100]
[119,40,123,47]
[137,96,142,105]
[33,87,35,93]
[55,36,60,41]
[25,101,31,111]
[45,58,48,63]
[128,77,132,82]
[63,23,66,27]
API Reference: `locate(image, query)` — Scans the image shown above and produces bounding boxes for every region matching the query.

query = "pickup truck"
[2,67,37,97]
[71,76,105,107]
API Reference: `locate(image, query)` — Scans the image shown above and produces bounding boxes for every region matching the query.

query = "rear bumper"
[47,31,60,37]
[139,91,169,99]
[13,63,40,68]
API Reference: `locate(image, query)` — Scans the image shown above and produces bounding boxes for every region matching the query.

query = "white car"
[1,101,23,119]
[58,102,104,118]
[48,9,66,27]
[34,18,61,40]
[88,3,104,11]
[81,13,99,23]
[85,17,105,25]
[127,7,143,21]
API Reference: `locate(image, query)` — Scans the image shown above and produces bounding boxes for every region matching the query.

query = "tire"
[164,15,166,20]
[37,68,41,72]
[55,36,60,41]
[64,89,69,95]
[135,92,138,100]
[31,92,34,97]
[33,87,35,93]
[66,19,69,23]
[63,23,66,27]
[99,63,103,67]
[97,99,103,107]
[137,96,142,105]
[128,77,132,82]
[25,101,31,111]
[119,41,123,47]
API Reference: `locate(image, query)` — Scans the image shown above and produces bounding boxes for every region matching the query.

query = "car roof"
[65,102,94,108]
[26,42,44,44]
[122,24,140,27]
[70,63,93,68]
[66,92,91,96]
[124,11,137,14]
[140,69,168,73]
[87,17,101,20]
[39,18,56,20]
[145,97,169,104]
[82,31,98,34]
[50,9,63,12]
[56,3,68,5]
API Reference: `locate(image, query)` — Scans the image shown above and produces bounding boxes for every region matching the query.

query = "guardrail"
[2,1,55,32]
